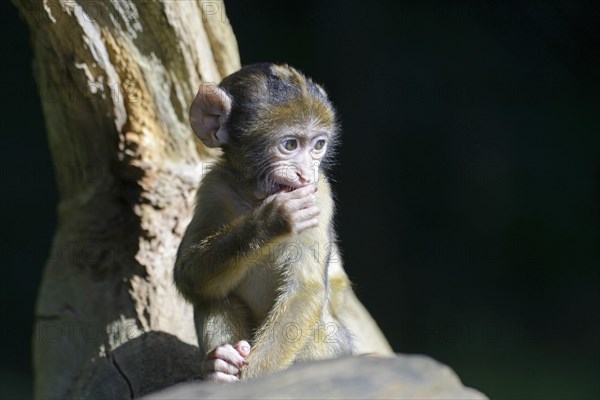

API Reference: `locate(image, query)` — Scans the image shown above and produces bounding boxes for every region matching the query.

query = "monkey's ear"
[189,83,232,147]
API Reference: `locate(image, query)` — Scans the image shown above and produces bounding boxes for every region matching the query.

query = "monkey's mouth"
[271,182,298,195]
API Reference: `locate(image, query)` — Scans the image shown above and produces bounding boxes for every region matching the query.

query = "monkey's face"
[258,122,330,198]
[189,64,338,199]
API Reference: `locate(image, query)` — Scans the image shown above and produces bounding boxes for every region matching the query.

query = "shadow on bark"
[74,332,202,399]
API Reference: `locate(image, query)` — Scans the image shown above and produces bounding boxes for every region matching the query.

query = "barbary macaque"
[174,63,392,382]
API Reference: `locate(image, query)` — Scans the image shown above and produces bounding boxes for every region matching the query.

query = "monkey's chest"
[235,218,332,323]
[235,242,328,323]
[236,264,280,321]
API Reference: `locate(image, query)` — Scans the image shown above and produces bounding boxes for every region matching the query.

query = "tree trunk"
[12,1,239,398]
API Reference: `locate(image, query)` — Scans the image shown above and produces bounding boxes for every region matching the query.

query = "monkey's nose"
[297,171,310,184]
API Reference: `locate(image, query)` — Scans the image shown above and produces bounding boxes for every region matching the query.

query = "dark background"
[1,1,598,399]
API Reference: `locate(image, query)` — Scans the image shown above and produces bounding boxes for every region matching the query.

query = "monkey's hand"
[203,341,251,383]
[258,185,320,237]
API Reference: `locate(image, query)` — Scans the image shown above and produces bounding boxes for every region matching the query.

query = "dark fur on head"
[217,63,340,184]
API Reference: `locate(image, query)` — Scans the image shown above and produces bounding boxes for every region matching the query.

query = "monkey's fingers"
[205,371,240,383]
[295,218,319,234]
[209,358,241,375]
[286,193,317,211]
[293,206,320,223]
[233,340,251,358]
[283,184,317,200]
[208,345,248,367]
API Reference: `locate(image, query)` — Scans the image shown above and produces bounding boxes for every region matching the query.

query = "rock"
[143,354,488,399]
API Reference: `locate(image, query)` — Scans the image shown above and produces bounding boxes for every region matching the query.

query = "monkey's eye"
[282,139,298,151]
[314,139,326,151]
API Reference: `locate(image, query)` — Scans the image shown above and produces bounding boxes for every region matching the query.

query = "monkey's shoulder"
[193,167,256,224]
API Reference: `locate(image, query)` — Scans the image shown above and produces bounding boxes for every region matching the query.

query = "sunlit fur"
[175,64,391,381]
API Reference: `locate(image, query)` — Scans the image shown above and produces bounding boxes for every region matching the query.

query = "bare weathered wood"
[12,1,239,398]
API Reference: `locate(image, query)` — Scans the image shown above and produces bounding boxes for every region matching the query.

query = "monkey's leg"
[327,245,394,356]
[194,297,253,356]
[194,298,254,381]
[335,288,394,356]
[240,282,324,379]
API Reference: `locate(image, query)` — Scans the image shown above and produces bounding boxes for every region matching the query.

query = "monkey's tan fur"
[175,64,392,380]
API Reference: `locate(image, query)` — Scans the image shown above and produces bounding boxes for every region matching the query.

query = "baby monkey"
[175,63,392,382]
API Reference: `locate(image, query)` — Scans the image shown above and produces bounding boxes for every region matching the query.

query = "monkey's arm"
[174,209,271,302]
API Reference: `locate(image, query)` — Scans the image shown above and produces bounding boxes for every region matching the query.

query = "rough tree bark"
[12,1,239,398]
